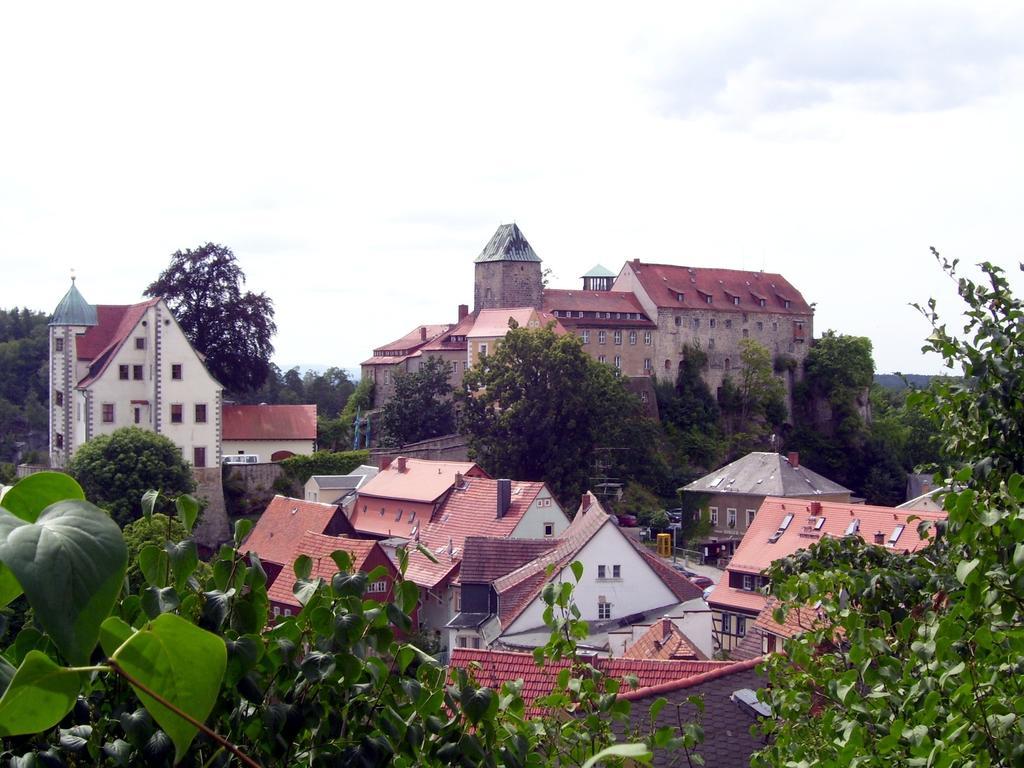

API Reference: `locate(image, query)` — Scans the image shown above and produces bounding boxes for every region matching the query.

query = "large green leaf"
[0,500,127,665]
[174,495,200,534]
[111,613,226,763]
[0,472,85,523]
[0,651,81,736]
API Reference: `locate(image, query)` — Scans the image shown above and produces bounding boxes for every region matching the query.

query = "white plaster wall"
[222,439,315,462]
[503,522,678,634]
[511,488,570,539]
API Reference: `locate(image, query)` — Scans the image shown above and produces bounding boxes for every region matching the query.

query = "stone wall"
[192,467,230,549]
[223,462,286,511]
[474,261,543,311]
[372,433,470,463]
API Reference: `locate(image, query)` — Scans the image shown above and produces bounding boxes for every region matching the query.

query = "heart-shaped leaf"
[0,651,81,736]
[165,540,198,591]
[0,501,127,664]
[110,613,226,763]
[1,473,85,523]
[174,495,200,534]
[141,490,161,520]
[138,545,168,588]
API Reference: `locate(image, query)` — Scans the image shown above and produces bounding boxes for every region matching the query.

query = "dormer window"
[733,297,740,305]
[759,298,766,308]
[705,295,713,305]
[784,300,791,309]
[676,292,684,302]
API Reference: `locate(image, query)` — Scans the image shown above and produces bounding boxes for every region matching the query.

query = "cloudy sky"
[2,1,1022,375]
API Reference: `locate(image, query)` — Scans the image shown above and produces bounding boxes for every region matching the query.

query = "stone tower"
[473,223,543,311]
[49,276,97,468]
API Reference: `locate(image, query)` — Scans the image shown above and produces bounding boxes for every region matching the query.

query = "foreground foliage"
[756,255,1024,766]
[0,471,682,766]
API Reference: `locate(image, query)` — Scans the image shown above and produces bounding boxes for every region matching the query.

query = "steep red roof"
[361,324,452,365]
[623,618,706,661]
[450,649,732,714]
[617,657,764,702]
[241,496,341,567]
[266,532,386,608]
[467,308,567,338]
[75,299,161,386]
[624,262,812,315]
[222,404,317,441]
[542,289,656,328]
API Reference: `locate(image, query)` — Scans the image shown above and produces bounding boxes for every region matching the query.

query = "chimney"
[631,258,640,268]
[580,493,591,515]
[458,304,469,321]
[873,531,885,545]
[661,617,673,635]
[454,471,464,489]
[787,451,800,468]
[497,479,512,519]
[379,456,393,471]
[396,456,407,472]
[810,501,822,515]
[420,327,427,341]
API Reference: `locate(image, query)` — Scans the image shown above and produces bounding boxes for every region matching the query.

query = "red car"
[615,514,639,527]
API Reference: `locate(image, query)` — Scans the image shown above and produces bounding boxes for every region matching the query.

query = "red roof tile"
[460,538,559,584]
[75,299,161,386]
[542,289,655,328]
[623,618,706,661]
[626,262,812,315]
[241,496,341,567]
[222,404,317,441]
[450,649,732,715]
[355,458,482,507]
[374,324,452,354]
[617,657,763,702]
[753,597,824,639]
[467,308,567,337]
[705,583,768,615]
[266,532,387,608]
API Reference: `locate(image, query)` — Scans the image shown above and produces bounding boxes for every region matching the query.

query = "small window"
[725,319,732,329]
[479,343,487,357]
[743,574,753,591]
[581,330,590,344]
[845,518,860,536]
[721,613,732,634]
[773,321,779,331]
[708,337,715,350]
[102,403,114,423]
[888,525,905,546]
[171,404,183,423]
[598,601,611,620]
[283,609,292,617]
[756,321,764,331]
[676,292,684,302]
[598,331,607,345]
[543,522,554,537]
[629,330,637,345]
[709,507,719,525]
[746,509,756,527]
[612,564,621,578]
[640,392,648,403]
[743,328,749,338]
[736,616,747,637]
[613,330,622,345]
[55,390,64,407]
[54,337,64,353]
[134,407,141,424]
[135,337,145,350]
[368,580,388,593]
[55,432,64,449]
[471,637,481,649]
[458,636,468,648]
[709,318,716,329]
[733,297,740,306]
[693,318,700,329]
[133,365,144,380]
[644,331,652,345]
[614,355,621,369]
[598,565,607,579]
[193,446,207,467]
[119,365,129,380]
[644,358,652,371]
[171,364,182,380]
[598,355,606,364]
[759,298,767,308]
[674,316,682,326]
[778,514,795,531]
[784,300,791,309]
[814,517,826,530]
[195,403,207,423]
[727,508,737,527]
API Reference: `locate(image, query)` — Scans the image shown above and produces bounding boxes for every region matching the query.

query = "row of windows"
[708,507,756,528]
[720,612,748,637]
[101,402,208,424]
[596,355,653,371]
[674,315,790,331]
[552,310,644,321]
[581,329,653,346]
[596,564,621,579]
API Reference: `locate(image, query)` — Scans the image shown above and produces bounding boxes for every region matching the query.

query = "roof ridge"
[618,657,764,701]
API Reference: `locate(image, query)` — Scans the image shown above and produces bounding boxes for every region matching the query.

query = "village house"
[447,493,703,652]
[221,403,317,462]
[345,457,571,644]
[304,464,379,507]
[681,451,852,563]
[609,616,708,661]
[363,223,815,414]
[48,279,222,469]
[705,497,947,655]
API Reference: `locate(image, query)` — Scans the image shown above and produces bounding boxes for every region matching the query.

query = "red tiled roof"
[542,289,654,321]
[706,584,768,615]
[222,404,317,441]
[460,538,559,584]
[355,458,482,507]
[450,649,732,715]
[753,597,824,639]
[623,618,706,661]
[625,262,812,315]
[75,299,161,387]
[727,497,947,575]
[266,532,386,608]
[241,496,341,567]
[617,657,764,702]
[420,312,477,352]
[467,308,567,337]
[375,324,452,354]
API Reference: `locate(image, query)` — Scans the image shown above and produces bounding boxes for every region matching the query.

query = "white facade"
[503,522,679,636]
[222,438,315,463]
[509,487,566,539]
[50,298,222,468]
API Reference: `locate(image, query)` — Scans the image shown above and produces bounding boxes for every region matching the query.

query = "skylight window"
[888,525,905,545]
[845,518,860,536]
[709,476,725,488]
[778,514,794,531]
[813,517,825,530]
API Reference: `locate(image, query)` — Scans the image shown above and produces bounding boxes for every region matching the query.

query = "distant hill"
[874,373,937,391]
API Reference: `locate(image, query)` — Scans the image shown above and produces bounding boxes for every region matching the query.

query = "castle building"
[48,279,223,469]
[362,224,814,410]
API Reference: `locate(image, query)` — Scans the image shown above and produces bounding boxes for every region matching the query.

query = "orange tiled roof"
[467,308,567,338]
[354,458,481,507]
[753,597,825,639]
[626,262,813,315]
[241,495,341,567]
[706,583,768,615]
[450,649,732,715]
[266,532,385,608]
[542,289,654,320]
[222,404,316,441]
[727,497,947,575]
[623,618,706,661]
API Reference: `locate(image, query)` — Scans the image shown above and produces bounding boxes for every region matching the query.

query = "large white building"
[48,279,223,469]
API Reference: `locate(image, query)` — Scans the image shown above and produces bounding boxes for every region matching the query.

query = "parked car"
[689,575,714,590]
[615,513,639,527]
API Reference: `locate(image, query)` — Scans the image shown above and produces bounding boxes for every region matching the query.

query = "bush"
[278,449,370,487]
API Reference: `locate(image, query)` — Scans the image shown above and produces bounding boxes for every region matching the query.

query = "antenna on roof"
[70,268,76,283]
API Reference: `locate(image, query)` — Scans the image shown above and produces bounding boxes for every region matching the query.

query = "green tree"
[0,308,50,462]
[68,427,195,526]
[718,339,787,458]
[655,345,722,471]
[122,512,187,587]
[145,243,277,395]
[379,357,456,447]
[614,482,668,528]
[755,253,1024,766]
[457,324,651,505]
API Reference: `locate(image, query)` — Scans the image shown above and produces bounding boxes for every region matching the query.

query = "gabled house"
[304,464,379,507]
[450,648,733,716]
[706,497,947,655]
[615,617,707,661]
[222,404,317,462]
[681,451,852,562]
[347,457,570,644]
[48,279,222,469]
[448,493,703,652]
[266,532,403,622]
[240,495,352,587]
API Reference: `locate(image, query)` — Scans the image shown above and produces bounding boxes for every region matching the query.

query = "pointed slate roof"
[50,279,98,327]
[581,264,615,278]
[474,223,541,263]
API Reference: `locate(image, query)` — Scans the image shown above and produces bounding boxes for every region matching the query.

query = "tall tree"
[145,243,276,394]
[457,323,651,505]
[379,357,456,447]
